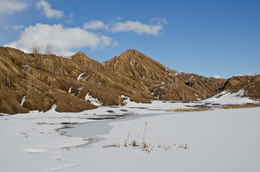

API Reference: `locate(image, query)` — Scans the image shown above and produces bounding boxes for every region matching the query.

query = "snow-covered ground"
[203,90,257,104]
[0,93,260,172]
[63,108,260,172]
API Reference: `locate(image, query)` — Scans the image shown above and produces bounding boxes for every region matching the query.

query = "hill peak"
[71,51,102,68]
[118,49,148,60]
[121,49,140,55]
[71,51,90,59]
[103,49,177,81]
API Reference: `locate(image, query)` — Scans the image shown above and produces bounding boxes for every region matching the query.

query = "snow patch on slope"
[121,95,139,106]
[48,104,57,112]
[77,72,87,81]
[85,93,102,106]
[21,96,26,106]
[204,90,257,104]
[68,86,72,93]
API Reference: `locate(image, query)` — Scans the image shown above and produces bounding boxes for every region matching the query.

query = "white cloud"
[36,0,64,19]
[246,73,259,76]
[5,23,117,56]
[214,75,221,79]
[83,20,108,30]
[111,20,164,36]
[12,25,24,30]
[4,25,24,30]
[149,18,168,25]
[115,16,123,21]
[82,19,166,36]
[0,0,28,16]
[235,73,259,77]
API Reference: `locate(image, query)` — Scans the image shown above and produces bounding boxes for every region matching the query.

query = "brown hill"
[0,47,257,115]
[104,50,226,101]
[0,47,153,114]
[0,47,96,114]
[220,75,260,100]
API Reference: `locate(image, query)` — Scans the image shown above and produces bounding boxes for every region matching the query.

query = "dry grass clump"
[163,145,171,150]
[142,143,154,153]
[113,139,154,153]
[221,103,260,109]
[166,103,260,113]
[112,142,120,147]
[131,140,138,147]
[123,141,129,147]
[166,107,210,112]
[142,121,148,144]
[108,121,191,153]
[178,144,188,149]
[109,121,189,153]
[110,140,188,152]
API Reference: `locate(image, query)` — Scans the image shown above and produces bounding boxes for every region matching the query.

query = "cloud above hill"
[83,19,166,36]
[111,20,163,36]
[36,0,64,19]
[83,20,108,30]
[5,18,166,56]
[5,23,117,56]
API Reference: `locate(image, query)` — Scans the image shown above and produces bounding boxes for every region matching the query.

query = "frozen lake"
[0,98,260,172]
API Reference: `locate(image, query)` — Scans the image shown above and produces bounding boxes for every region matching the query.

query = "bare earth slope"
[103,50,226,101]
[0,47,258,114]
[220,75,260,100]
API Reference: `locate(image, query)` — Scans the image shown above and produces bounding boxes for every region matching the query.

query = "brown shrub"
[166,107,210,112]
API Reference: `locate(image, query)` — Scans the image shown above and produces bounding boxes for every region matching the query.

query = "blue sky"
[0,0,259,78]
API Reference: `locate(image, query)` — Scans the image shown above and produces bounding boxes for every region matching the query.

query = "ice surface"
[0,95,260,172]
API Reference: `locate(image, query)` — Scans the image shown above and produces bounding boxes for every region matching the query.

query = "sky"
[0,0,259,78]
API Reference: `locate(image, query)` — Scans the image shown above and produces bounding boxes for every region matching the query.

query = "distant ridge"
[0,47,258,114]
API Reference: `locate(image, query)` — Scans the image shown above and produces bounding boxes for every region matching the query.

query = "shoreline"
[57,111,172,148]
[1,99,260,172]
[56,102,260,149]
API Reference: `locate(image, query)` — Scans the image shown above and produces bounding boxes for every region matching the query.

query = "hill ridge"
[0,47,259,114]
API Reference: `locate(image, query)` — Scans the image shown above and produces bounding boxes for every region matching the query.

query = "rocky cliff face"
[0,47,258,114]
